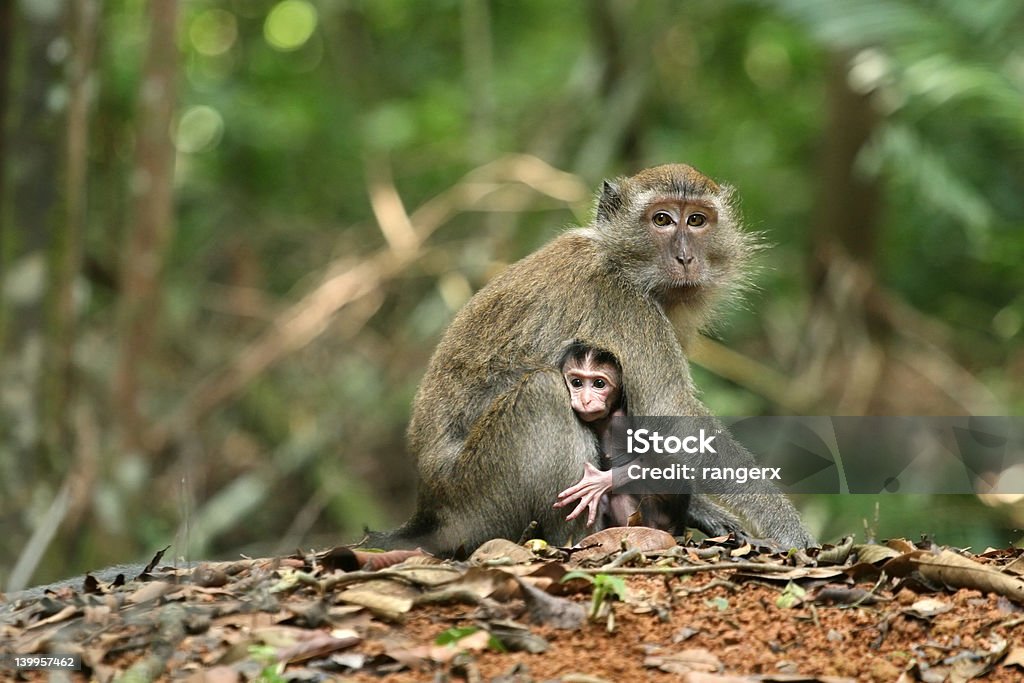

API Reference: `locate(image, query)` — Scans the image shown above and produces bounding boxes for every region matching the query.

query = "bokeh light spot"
[175,105,225,153]
[264,0,318,52]
[190,9,238,57]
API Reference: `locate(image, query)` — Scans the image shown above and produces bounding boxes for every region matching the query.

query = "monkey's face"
[594,165,755,311]
[563,361,621,422]
[645,198,719,291]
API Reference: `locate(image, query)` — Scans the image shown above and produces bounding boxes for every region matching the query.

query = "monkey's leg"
[686,494,797,549]
[686,494,746,538]
[604,493,640,527]
[427,369,600,554]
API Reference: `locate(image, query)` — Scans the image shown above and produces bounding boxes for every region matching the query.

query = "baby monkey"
[554,343,671,529]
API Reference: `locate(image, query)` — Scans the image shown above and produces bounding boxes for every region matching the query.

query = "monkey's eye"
[686,213,707,227]
[593,379,606,389]
[652,211,674,227]
[570,378,583,388]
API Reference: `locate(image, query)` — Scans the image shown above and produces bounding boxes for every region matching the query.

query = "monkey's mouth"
[663,277,707,304]
[672,277,705,291]
[577,410,608,422]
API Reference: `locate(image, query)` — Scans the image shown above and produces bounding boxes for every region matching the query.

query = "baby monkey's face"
[563,358,621,422]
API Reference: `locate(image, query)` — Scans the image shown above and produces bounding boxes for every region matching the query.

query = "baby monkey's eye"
[652,211,674,227]
[593,379,606,388]
[570,378,583,388]
[686,213,707,227]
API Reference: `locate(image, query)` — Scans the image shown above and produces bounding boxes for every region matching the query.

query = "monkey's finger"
[565,497,589,521]
[566,489,601,522]
[556,483,587,502]
[554,490,578,506]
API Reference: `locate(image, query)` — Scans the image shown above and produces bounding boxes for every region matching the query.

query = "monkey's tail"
[360,511,439,553]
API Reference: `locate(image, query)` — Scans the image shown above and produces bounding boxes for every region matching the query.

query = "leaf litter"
[1,531,1024,681]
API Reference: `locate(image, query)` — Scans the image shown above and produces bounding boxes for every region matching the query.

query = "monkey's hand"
[553,463,613,526]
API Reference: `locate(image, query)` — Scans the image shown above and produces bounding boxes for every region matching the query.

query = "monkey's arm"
[554,462,613,526]
[386,368,600,555]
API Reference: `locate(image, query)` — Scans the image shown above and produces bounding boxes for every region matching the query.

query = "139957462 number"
[2,654,82,670]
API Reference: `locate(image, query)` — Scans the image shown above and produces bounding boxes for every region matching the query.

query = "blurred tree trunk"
[5,0,101,594]
[40,0,100,469]
[810,53,881,285]
[461,0,495,164]
[573,0,649,174]
[0,0,12,346]
[114,0,179,453]
[4,3,62,355]
[796,52,885,414]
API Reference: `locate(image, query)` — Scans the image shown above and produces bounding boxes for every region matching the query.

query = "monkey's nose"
[676,254,694,265]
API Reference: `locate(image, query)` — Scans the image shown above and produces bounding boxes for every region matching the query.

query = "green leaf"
[435,626,480,645]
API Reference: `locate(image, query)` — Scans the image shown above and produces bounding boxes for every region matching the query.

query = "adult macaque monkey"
[376,164,815,554]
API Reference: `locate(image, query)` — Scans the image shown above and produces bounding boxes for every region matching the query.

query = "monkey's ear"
[596,180,623,222]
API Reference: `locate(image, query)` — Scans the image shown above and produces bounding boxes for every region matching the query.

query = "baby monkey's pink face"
[563,358,621,422]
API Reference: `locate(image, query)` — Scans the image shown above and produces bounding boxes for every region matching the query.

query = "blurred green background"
[1,0,1022,590]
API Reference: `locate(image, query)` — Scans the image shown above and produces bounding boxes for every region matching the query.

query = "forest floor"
[3,529,1024,682]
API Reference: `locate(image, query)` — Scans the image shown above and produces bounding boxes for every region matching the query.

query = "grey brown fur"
[375,164,815,554]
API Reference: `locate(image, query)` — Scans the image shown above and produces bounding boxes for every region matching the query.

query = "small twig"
[414,588,484,606]
[604,548,643,569]
[675,578,739,596]
[516,521,539,545]
[570,561,798,576]
[321,565,462,592]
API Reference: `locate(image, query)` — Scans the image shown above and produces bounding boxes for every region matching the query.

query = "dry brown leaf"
[358,549,429,571]
[192,564,229,588]
[853,544,903,564]
[674,673,754,682]
[504,560,588,596]
[486,620,549,653]
[517,578,586,629]
[1002,555,1024,576]
[729,543,753,558]
[125,580,176,605]
[886,538,917,553]
[184,665,241,683]
[908,549,1024,603]
[470,538,535,564]
[385,563,464,587]
[815,536,855,565]
[391,628,493,666]
[902,598,952,619]
[276,629,360,664]
[571,526,676,563]
[25,604,79,630]
[336,579,416,618]
[643,647,721,674]
[444,566,518,601]
[251,625,309,648]
[1003,646,1024,668]
[735,566,847,583]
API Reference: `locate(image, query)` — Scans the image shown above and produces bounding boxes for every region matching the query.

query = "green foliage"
[248,644,286,683]
[563,571,629,620]
[705,596,731,612]
[776,581,806,609]
[435,626,505,653]
[2,0,1022,586]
